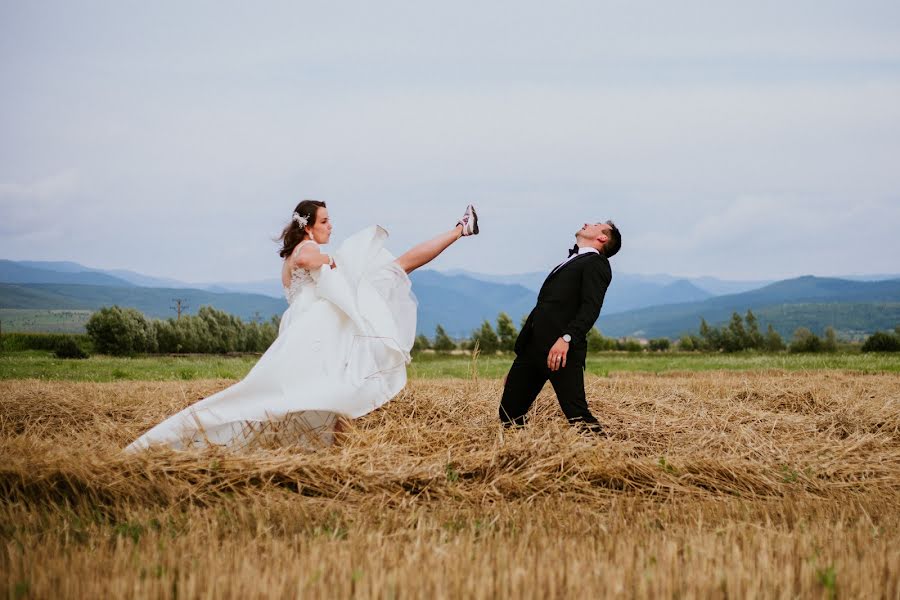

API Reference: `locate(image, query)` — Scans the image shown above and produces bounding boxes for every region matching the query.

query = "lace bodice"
[283,267,315,305]
[283,240,319,305]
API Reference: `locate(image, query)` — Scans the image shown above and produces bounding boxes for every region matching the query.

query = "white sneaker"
[457,204,479,236]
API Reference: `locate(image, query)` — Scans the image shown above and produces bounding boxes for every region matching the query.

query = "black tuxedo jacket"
[514,252,612,366]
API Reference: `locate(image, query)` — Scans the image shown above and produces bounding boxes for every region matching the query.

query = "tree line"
[5,305,898,358]
[85,305,280,356]
[686,310,898,353]
[413,310,900,354]
[414,313,682,354]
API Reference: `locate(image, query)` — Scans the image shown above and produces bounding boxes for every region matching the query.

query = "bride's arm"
[293,243,336,270]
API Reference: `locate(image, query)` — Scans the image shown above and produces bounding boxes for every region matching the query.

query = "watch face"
[563,334,571,342]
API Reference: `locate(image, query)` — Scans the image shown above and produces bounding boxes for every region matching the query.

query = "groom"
[499,220,621,434]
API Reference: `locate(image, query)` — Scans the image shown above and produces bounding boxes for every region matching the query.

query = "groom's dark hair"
[602,220,621,258]
[277,200,327,258]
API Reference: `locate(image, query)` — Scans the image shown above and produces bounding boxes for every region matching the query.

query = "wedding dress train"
[125,225,417,451]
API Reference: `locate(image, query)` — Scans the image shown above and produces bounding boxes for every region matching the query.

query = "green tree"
[471,320,500,354]
[86,306,157,356]
[861,330,900,352]
[587,327,615,352]
[496,312,518,352]
[822,326,838,353]
[240,317,278,352]
[155,315,212,353]
[197,306,243,353]
[433,325,456,352]
[723,312,748,352]
[698,318,720,351]
[54,338,88,359]
[789,327,822,353]
[413,334,431,352]
[617,338,643,352]
[745,310,764,350]
[648,338,670,352]
[678,335,696,351]
[764,324,785,352]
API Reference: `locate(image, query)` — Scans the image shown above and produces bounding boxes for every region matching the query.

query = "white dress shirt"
[550,245,599,275]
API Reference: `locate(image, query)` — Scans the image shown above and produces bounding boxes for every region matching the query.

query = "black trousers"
[499,352,602,432]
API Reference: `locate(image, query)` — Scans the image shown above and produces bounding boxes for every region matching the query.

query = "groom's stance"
[500,220,621,434]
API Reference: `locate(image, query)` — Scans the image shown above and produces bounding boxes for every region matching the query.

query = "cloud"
[623,193,900,278]
[1,2,899,281]
[0,170,79,236]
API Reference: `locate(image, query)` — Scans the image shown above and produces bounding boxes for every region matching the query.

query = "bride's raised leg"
[395,204,478,274]
[395,226,463,274]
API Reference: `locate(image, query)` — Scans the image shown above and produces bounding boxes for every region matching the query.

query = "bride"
[125,200,479,451]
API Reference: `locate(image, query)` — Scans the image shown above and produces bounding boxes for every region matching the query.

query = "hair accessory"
[292,212,309,227]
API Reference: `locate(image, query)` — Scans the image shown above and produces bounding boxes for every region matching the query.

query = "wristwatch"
[562,334,572,343]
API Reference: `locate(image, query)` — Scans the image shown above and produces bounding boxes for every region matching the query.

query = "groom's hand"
[547,338,569,371]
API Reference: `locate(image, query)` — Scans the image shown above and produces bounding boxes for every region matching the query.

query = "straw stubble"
[1,372,899,598]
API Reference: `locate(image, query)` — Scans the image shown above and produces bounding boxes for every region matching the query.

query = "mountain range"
[596,277,900,339]
[2,259,898,339]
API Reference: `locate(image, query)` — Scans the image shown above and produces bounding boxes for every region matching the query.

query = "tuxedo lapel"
[548,252,592,280]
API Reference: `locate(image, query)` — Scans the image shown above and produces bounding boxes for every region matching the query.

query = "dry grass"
[2,372,899,598]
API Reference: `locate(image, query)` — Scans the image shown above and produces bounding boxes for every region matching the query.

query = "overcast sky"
[2,1,899,283]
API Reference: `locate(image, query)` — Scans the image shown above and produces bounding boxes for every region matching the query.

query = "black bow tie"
[568,244,579,257]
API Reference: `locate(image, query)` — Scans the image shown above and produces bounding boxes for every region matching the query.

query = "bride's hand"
[295,243,335,271]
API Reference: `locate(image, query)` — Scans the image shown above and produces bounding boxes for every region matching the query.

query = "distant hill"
[0,261,535,337]
[0,260,136,287]
[11,260,261,292]
[443,268,772,297]
[410,271,536,337]
[596,276,900,338]
[4,260,899,340]
[204,279,285,298]
[751,303,900,341]
[603,278,712,314]
[0,283,287,322]
[0,273,533,338]
[443,268,714,314]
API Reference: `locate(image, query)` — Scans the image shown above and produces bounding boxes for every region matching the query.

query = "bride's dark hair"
[277,200,327,258]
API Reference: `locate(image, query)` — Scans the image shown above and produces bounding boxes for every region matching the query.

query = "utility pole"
[170,298,189,320]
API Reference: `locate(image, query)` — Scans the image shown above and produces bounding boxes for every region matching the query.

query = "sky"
[2,1,899,283]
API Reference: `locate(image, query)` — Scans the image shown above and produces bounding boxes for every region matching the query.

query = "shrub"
[197,306,244,353]
[617,339,643,353]
[789,328,823,353]
[155,316,209,354]
[153,309,278,354]
[412,334,431,352]
[86,306,157,356]
[433,325,456,352]
[648,338,671,352]
[822,326,838,353]
[861,331,900,352]
[587,328,616,352]
[764,325,785,352]
[678,335,697,351]
[54,338,89,359]
[0,332,92,353]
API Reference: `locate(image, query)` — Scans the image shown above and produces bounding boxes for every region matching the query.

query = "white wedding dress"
[125,226,417,451]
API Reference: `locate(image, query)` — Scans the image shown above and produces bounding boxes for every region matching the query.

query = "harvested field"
[2,372,899,598]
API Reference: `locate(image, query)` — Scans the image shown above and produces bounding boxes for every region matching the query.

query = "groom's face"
[577,222,612,247]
